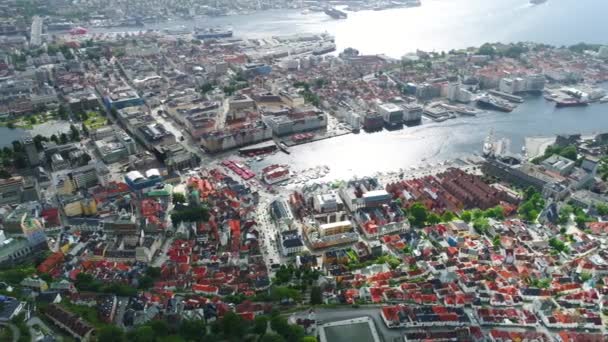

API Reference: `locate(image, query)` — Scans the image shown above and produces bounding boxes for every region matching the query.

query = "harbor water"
[95,0,608,58]
[259,93,608,180]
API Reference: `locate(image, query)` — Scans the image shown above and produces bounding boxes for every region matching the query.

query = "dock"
[488,90,524,103]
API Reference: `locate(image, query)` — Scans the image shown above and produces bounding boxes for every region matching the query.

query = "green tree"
[6,122,15,129]
[492,235,501,249]
[33,134,47,151]
[146,266,161,278]
[523,186,537,201]
[596,203,608,216]
[270,315,290,338]
[178,319,206,341]
[560,145,577,161]
[478,43,495,56]
[129,326,155,342]
[0,169,11,179]
[81,153,92,165]
[310,286,322,305]
[441,211,456,222]
[223,85,236,96]
[558,205,573,225]
[473,217,490,235]
[575,213,594,229]
[199,83,214,94]
[270,286,301,302]
[172,192,186,205]
[599,157,608,181]
[57,105,68,120]
[138,275,154,289]
[408,202,428,227]
[580,272,592,282]
[70,124,80,141]
[518,189,545,222]
[549,237,569,254]
[260,333,285,342]
[314,78,326,89]
[254,316,268,336]
[59,133,68,144]
[221,311,247,339]
[149,319,170,336]
[98,325,126,342]
[75,273,101,292]
[13,153,27,168]
[300,337,318,342]
[426,213,441,225]
[171,206,210,226]
[460,210,472,223]
[285,325,305,342]
[484,206,505,220]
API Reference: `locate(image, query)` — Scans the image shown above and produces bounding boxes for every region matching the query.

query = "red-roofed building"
[37,252,64,274]
[192,284,219,295]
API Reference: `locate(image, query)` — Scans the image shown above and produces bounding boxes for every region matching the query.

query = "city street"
[254,194,284,276]
[149,105,206,161]
[113,297,129,328]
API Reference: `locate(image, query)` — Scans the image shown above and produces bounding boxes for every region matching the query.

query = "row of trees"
[558,204,597,228]
[74,273,138,297]
[404,202,457,228]
[532,144,578,164]
[170,205,210,226]
[97,311,316,342]
[477,42,530,59]
[518,187,545,222]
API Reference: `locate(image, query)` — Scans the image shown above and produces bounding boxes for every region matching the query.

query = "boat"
[278,142,290,154]
[238,142,277,156]
[69,27,88,35]
[476,95,515,112]
[194,27,233,40]
[312,43,337,56]
[324,8,347,19]
[482,130,494,157]
[555,99,588,108]
[530,0,547,4]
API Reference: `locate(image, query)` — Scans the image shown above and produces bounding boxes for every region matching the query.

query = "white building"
[525,74,546,92]
[402,102,423,123]
[447,83,473,103]
[598,46,608,59]
[313,192,342,213]
[499,77,527,94]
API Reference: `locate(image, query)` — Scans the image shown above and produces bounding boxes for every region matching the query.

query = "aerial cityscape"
[1,0,608,342]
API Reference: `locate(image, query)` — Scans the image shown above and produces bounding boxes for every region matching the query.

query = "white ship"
[482,129,494,157]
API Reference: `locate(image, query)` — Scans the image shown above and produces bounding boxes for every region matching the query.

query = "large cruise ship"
[312,43,336,55]
[194,27,233,40]
[476,95,515,112]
